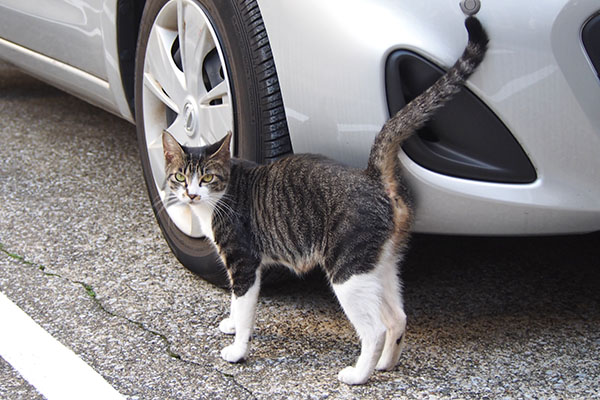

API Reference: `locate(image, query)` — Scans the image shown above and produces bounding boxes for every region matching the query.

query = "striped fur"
[163,17,488,385]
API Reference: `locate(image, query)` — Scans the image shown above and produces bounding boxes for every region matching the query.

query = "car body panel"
[0,0,107,79]
[0,0,132,121]
[257,0,600,234]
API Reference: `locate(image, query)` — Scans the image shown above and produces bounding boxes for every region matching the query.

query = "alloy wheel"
[141,0,233,237]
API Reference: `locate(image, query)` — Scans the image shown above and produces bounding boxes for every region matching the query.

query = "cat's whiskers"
[150,192,166,211]
[165,194,181,209]
[150,190,180,211]
[205,194,237,226]
[214,195,238,218]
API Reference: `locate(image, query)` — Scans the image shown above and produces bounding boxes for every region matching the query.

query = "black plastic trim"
[386,50,536,184]
[583,13,600,79]
[117,0,146,119]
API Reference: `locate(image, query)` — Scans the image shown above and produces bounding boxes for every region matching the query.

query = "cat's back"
[267,153,379,195]
[253,153,392,220]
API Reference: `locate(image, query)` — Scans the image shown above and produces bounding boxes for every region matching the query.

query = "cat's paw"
[375,347,402,371]
[220,344,247,363]
[337,366,369,385]
[219,318,236,335]
[376,334,405,371]
[375,358,396,371]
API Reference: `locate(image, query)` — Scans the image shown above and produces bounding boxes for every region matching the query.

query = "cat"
[161,16,488,385]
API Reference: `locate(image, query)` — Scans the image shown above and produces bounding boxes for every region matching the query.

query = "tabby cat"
[161,16,488,385]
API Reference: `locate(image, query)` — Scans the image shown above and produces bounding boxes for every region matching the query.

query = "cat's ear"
[162,131,185,166]
[209,131,232,161]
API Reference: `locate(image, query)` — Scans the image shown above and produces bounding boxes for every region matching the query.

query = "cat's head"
[162,131,231,206]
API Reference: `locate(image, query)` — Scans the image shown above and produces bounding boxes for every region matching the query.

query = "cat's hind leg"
[332,272,386,385]
[376,299,406,371]
[376,247,407,371]
[220,268,262,363]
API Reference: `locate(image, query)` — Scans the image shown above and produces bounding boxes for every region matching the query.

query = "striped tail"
[365,16,489,190]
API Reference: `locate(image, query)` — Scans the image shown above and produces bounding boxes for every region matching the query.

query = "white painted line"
[0,292,125,400]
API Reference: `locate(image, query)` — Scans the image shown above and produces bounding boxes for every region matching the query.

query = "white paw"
[375,358,395,371]
[220,344,247,363]
[219,318,236,335]
[376,334,405,370]
[337,366,369,385]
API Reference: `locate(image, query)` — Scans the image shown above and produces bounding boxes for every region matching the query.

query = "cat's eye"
[201,174,215,183]
[174,173,186,182]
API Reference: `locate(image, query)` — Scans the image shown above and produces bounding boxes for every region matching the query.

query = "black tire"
[134,0,292,287]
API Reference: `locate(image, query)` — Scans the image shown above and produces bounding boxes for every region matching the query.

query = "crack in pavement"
[0,243,256,398]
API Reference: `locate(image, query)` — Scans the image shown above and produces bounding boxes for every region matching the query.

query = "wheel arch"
[116,0,147,120]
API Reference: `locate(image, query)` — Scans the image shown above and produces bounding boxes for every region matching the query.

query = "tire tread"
[237,0,292,161]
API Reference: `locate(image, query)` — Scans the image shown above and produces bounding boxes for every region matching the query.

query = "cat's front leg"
[219,293,236,335]
[220,268,262,363]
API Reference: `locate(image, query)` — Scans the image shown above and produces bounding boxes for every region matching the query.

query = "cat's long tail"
[365,16,488,191]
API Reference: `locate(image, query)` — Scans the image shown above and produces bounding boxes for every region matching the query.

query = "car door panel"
[0,0,107,79]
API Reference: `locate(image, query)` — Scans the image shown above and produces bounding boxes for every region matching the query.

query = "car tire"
[134,0,292,287]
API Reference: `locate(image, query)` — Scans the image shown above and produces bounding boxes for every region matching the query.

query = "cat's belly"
[261,251,324,275]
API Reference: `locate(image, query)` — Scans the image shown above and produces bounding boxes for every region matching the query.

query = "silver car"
[1,0,599,285]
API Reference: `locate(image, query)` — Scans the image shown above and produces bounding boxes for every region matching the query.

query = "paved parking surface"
[1,61,599,399]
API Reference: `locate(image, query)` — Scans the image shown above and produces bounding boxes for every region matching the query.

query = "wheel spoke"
[143,72,179,113]
[165,112,195,147]
[178,0,214,97]
[201,104,233,142]
[145,24,186,109]
[199,80,229,107]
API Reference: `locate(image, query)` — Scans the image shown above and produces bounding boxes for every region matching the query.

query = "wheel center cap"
[183,102,196,135]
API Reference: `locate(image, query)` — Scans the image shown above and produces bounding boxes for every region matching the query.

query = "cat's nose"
[188,193,198,201]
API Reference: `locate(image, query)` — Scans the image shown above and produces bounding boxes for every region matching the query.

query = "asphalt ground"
[0,60,599,399]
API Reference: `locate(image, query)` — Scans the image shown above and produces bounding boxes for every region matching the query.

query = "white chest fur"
[190,203,216,243]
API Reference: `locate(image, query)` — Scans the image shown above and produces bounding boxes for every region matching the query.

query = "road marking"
[0,292,125,400]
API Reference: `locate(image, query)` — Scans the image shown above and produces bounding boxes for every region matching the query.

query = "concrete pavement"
[1,60,599,399]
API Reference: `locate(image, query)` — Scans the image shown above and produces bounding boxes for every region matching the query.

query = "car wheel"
[134,0,292,287]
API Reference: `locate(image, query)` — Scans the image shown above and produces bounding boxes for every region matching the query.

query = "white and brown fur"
[161,17,488,385]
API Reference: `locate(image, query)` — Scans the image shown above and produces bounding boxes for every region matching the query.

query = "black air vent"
[386,50,536,184]
[583,13,600,79]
